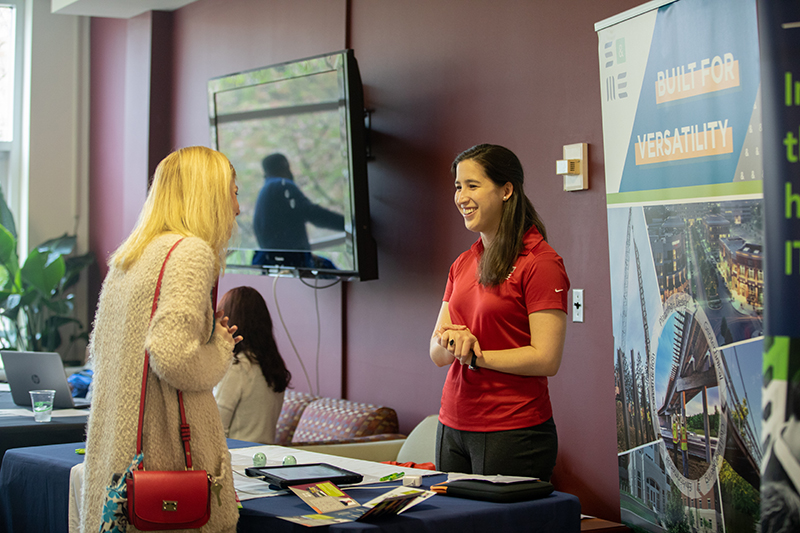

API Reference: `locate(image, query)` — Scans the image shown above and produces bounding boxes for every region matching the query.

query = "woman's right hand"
[430,301,481,367]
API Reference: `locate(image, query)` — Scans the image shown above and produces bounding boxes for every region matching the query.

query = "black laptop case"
[432,479,554,503]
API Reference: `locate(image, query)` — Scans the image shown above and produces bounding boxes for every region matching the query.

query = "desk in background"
[0,391,88,469]
[581,517,632,532]
[0,441,581,533]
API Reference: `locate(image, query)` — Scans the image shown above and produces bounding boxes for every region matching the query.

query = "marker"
[380,472,405,482]
[468,351,479,371]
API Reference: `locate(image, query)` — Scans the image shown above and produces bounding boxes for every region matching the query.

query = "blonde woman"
[81,146,242,533]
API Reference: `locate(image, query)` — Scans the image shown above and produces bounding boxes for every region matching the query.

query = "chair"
[395,414,438,464]
[274,391,318,445]
[290,397,400,444]
[293,414,439,464]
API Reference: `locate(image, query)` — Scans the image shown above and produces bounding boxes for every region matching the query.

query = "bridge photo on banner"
[597,0,764,531]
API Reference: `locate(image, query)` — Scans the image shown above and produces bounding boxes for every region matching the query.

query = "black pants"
[435,418,558,481]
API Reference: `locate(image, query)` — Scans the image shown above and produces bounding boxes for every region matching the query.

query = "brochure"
[279,482,436,527]
[288,481,360,514]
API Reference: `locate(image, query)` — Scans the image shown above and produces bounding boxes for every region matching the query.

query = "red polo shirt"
[439,227,570,432]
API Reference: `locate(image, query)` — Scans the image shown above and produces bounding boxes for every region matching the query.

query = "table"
[0,392,88,469]
[0,441,581,533]
[581,518,632,532]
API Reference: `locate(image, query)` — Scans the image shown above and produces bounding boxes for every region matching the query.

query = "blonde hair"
[110,146,237,272]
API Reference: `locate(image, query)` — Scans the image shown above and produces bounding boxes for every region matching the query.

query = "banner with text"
[756,2,800,531]
[598,1,763,531]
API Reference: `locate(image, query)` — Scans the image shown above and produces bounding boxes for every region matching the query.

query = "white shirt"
[214,354,284,444]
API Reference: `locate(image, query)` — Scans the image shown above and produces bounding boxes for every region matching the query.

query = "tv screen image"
[208,50,377,281]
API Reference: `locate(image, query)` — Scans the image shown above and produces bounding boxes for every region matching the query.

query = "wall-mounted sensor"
[557,143,588,191]
[556,159,580,175]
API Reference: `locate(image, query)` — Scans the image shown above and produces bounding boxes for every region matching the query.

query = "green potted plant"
[0,190,94,353]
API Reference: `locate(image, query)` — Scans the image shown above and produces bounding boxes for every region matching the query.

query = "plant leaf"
[42,316,83,352]
[0,225,19,280]
[19,288,40,308]
[21,249,65,296]
[35,234,76,257]
[46,315,81,329]
[0,265,10,290]
[61,251,95,293]
[0,291,20,318]
[42,298,72,315]
[0,188,17,241]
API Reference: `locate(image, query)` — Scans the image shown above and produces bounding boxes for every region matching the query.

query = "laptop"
[1,351,91,409]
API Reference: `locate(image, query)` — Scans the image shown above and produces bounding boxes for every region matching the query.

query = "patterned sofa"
[275,391,406,448]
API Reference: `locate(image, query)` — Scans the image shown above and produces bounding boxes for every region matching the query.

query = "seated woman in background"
[215,286,292,444]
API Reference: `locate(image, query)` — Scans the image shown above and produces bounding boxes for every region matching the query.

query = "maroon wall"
[89,0,645,520]
[89,17,127,311]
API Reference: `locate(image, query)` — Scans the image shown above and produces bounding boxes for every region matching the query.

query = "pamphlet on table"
[278,481,435,527]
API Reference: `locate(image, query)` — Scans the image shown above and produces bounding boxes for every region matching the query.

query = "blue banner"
[757,1,800,531]
[598,1,764,531]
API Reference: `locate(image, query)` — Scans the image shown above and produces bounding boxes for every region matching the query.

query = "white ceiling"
[51,0,198,19]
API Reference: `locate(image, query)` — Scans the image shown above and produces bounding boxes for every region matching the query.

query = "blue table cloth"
[0,441,581,533]
[0,392,88,470]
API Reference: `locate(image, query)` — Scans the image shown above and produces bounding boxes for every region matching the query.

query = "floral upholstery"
[277,395,401,446]
[274,391,318,445]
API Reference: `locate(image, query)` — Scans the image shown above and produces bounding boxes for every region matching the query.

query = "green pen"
[380,472,404,482]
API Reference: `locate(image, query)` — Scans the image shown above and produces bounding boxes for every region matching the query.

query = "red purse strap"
[134,238,196,470]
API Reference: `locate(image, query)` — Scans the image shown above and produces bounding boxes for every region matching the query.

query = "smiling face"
[454,159,512,245]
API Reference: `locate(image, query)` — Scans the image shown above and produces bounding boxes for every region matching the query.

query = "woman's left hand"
[216,311,243,345]
[436,323,482,365]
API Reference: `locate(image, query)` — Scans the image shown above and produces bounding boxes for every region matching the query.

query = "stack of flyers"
[362,486,435,517]
[279,482,436,527]
[288,481,360,514]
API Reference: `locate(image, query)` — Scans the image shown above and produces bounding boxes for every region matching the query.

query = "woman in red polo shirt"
[429,144,570,481]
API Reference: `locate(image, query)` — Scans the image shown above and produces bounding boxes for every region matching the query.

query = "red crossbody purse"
[125,238,216,530]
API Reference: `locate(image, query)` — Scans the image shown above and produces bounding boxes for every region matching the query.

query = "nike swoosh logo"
[555,289,564,292]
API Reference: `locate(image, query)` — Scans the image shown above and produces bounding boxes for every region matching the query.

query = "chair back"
[275,391,318,445]
[396,414,438,464]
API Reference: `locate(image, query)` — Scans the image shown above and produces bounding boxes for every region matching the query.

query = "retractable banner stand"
[757,3,800,532]
[597,1,764,531]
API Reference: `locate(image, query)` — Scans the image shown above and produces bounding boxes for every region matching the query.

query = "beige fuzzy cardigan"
[80,235,238,533]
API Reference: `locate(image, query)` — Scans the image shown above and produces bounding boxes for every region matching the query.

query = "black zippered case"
[432,479,554,503]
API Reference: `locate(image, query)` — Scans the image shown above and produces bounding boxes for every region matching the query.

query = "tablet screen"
[263,464,351,481]
[245,463,364,488]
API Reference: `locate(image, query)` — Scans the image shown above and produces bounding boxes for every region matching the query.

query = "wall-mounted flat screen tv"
[208,49,377,281]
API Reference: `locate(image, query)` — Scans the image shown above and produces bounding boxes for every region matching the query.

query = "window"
[0,1,22,369]
[0,1,22,220]
[0,4,15,143]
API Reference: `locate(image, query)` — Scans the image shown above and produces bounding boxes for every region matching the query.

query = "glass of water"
[29,389,55,422]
